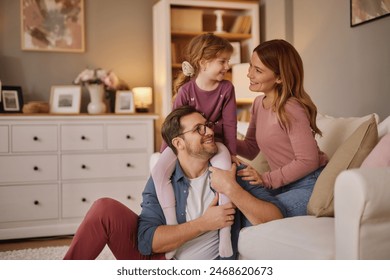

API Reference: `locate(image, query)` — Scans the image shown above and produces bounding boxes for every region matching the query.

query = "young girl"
[152,33,239,258]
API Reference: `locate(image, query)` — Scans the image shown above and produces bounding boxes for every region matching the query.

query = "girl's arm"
[237,97,261,160]
[220,83,237,156]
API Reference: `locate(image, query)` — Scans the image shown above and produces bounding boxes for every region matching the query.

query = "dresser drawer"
[0,155,58,183]
[11,125,57,152]
[61,153,148,180]
[61,125,104,151]
[0,184,59,223]
[107,124,149,150]
[0,126,8,153]
[62,180,144,218]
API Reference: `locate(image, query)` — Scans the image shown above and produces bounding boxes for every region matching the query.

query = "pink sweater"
[237,96,328,188]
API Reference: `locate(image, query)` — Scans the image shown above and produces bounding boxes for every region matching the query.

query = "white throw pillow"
[315,113,379,159]
[378,116,390,139]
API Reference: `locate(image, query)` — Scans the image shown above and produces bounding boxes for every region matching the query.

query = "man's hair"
[162,105,198,155]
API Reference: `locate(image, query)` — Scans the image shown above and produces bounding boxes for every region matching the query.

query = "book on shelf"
[171,42,178,64]
[230,15,252,34]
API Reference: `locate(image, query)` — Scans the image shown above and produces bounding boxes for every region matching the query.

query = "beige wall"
[1,0,389,119]
[0,0,158,112]
[261,0,390,120]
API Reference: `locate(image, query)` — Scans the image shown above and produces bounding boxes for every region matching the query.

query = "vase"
[87,84,107,114]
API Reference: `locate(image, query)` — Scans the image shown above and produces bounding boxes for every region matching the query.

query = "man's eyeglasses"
[176,121,215,137]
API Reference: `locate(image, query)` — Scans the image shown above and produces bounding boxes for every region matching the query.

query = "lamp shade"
[132,87,153,108]
[232,63,262,102]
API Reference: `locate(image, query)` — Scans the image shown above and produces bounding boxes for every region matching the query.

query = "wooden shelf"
[171,31,252,40]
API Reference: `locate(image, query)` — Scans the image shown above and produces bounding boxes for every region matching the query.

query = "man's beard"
[185,135,218,159]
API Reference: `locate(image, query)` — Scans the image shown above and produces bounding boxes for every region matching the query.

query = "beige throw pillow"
[307,115,378,217]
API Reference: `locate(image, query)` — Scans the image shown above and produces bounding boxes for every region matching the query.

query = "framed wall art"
[50,85,81,114]
[351,0,390,27]
[20,0,85,52]
[115,91,135,114]
[1,86,24,113]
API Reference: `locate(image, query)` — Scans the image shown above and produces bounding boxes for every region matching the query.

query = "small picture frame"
[1,86,24,113]
[115,90,135,114]
[50,85,81,114]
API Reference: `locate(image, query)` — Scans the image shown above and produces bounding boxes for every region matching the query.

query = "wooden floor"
[0,236,73,252]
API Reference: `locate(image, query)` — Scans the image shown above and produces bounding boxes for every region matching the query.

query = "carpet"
[0,245,115,260]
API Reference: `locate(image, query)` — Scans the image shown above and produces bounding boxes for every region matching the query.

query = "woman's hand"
[236,164,263,185]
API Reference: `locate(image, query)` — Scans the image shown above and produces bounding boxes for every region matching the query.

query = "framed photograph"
[351,0,390,27]
[1,86,24,113]
[115,91,135,114]
[20,0,85,52]
[50,85,81,114]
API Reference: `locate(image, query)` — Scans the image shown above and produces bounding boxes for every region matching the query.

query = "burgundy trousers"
[63,198,165,260]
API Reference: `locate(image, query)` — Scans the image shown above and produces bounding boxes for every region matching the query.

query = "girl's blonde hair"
[254,39,322,136]
[173,33,233,98]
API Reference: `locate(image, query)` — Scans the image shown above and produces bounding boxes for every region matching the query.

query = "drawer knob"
[33,166,39,171]
[33,136,39,141]
[81,135,86,140]
[81,164,87,169]
[126,163,132,168]
[81,197,87,202]
[127,195,132,200]
[34,200,40,205]
[126,135,131,139]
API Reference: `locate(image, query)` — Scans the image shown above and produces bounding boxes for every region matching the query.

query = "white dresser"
[0,114,157,240]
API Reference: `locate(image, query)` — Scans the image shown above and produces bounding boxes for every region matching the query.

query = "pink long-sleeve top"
[161,79,237,155]
[237,95,328,189]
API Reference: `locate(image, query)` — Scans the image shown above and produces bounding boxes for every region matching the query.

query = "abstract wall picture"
[21,0,85,52]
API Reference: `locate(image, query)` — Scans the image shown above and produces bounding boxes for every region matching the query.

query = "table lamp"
[133,87,153,112]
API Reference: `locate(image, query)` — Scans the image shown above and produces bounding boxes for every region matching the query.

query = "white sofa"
[149,113,390,260]
[238,114,390,260]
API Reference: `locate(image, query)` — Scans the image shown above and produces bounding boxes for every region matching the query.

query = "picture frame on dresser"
[115,90,135,113]
[1,85,24,113]
[50,85,81,114]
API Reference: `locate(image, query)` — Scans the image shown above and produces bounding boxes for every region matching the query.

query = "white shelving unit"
[153,0,260,147]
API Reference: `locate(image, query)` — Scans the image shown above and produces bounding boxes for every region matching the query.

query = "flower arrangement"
[73,68,129,90]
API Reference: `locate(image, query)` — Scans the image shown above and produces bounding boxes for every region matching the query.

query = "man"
[64,106,285,260]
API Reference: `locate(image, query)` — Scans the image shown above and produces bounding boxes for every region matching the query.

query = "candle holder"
[214,10,225,33]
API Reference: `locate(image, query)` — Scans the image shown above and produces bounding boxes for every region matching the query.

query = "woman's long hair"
[254,39,322,136]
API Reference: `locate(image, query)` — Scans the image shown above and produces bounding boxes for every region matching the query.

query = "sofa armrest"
[334,167,390,259]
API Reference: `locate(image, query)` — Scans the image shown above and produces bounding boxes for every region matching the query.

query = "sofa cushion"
[307,115,378,217]
[238,216,335,260]
[378,116,390,138]
[315,113,379,158]
[361,133,390,168]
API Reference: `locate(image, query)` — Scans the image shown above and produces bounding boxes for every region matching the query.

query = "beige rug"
[0,245,115,260]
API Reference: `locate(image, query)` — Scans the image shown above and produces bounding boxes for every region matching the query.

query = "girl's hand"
[231,155,241,165]
[236,165,263,185]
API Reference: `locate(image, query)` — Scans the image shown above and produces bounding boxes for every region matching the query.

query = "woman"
[236,39,328,217]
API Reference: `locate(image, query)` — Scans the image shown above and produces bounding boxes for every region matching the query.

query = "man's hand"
[198,193,235,232]
[209,163,237,196]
